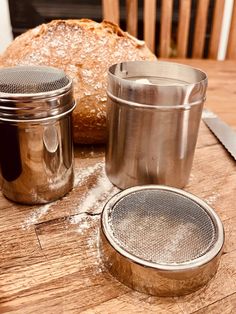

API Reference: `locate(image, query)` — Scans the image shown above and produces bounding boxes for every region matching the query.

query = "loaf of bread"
[0,19,156,144]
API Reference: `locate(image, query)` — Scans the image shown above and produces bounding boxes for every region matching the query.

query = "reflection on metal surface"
[0,122,22,181]
[43,125,60,173]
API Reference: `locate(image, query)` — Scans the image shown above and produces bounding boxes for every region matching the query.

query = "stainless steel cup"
[106,61,208,189]
[0,66,75,204]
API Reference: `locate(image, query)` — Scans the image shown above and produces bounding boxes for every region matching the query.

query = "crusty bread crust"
[0,19,156,144]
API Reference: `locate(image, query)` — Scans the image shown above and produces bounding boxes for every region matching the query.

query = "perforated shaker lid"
[0,66,74,121]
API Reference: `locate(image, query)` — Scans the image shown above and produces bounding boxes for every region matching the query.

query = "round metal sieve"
[100,185,224,296]
[0,66,70,94]
[0,66,74,121]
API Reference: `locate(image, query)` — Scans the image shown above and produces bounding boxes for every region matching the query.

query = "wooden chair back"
[102,0,236,59]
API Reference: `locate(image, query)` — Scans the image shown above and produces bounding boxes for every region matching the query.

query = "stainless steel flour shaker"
[0,66,75,204]
[106,61,208,189]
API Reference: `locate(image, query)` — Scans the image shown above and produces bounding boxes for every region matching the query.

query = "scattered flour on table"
[22,161,119,231]
[22,203,52,230]
[74,161,104,187]
[188,173,196,184]
[22,159,116,274]
[73,162,120,215]
[70,161,120,274]
[204,191,220,205]
[90,227,104,274]
[70,213,97,234]
[70,213,104,274]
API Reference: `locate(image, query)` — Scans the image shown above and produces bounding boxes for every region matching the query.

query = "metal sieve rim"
[0,101,76,123]
[0,66,74,120]
[0,66,73,100]
[0,78,73,101]
[101,185,224,271]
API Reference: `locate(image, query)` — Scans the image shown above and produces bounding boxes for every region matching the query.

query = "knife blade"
[202,108,236,160]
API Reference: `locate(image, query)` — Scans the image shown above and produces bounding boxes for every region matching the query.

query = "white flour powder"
[70,213,103,273]
[73,165,119,216]
[70,213,97,234]
[22,203,52,230]
[73,161,104,187]
[204,191,220,205]
[22,160,119,229]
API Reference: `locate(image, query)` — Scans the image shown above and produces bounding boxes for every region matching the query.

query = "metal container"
[106,61,208,189]
[0,66,75,204]
[100,185,224,296]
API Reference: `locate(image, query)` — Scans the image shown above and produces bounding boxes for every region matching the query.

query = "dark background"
[8,0,215,57]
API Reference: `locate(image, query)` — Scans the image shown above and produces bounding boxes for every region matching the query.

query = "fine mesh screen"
[0,66,69,94]
[109,189,217,264]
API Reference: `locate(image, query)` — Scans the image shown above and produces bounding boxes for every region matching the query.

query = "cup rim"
[108,60,208,88]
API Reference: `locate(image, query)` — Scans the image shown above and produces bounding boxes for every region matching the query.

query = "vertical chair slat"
[227,0,236,59]
[192,0,210,58]
[209,0,225,59]
[177,0,191,58]
[144,0,157,52]
[102,0,120,25]
[160,0,173,57]
[126,0,138,37]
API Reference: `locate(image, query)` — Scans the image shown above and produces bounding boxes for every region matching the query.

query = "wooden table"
[0,59,236,314]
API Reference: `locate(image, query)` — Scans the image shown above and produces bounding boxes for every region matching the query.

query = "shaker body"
[0,113,74,204]
[0,65,75,204]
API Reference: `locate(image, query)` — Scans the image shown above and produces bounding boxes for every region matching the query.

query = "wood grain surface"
[144,0,157,52]
[0,59,236,314]
[177,0,191,58]
[208,0,225,59]
[102,0,120,25]
[126,0,138,37]
[192,0,210,58]
[227,0,236,60]
[160,0,173,57]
